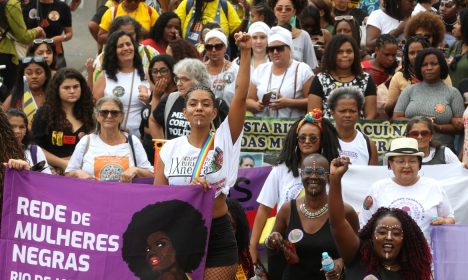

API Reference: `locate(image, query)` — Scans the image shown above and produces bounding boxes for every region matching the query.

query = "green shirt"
[0,0,38,64]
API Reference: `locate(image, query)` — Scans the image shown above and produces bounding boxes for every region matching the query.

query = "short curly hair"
[404,12,446,47]
[414,48,449,81]
[358,207,432,279]
[122,200,208,278]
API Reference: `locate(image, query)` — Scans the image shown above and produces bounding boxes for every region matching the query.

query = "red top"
[141,38,165,54]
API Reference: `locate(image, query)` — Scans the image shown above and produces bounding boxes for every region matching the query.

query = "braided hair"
[401,36,430,81]
[358,207,432,280]
[375,34,399,74]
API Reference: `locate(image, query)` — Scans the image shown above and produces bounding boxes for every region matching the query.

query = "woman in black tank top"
[264,153,359,279]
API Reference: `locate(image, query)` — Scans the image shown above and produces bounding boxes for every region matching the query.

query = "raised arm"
[228,32,252,143]
[328,157,361,265]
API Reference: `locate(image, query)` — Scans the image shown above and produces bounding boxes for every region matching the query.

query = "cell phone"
[262,92,272,105]
[31,160,46,172]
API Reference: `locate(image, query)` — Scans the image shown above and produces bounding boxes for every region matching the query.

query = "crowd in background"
[1,0,468,279]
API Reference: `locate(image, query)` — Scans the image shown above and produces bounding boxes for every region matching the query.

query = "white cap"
[204,29,228,46]
[248,22,270,36]
[268,26,292,47]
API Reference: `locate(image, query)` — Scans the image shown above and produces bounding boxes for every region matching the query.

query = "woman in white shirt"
[65,96,153,182]
[360,137,455,242]
[247,26,313,118]
[6,109,51,174]
[93,30,151,138]
[154,32,252,280]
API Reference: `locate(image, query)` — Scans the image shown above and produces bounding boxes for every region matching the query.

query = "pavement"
[63,2,98,71]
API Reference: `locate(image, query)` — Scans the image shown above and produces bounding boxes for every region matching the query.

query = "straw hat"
[384,137,425,160]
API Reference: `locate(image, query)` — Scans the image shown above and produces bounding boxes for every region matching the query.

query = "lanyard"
[267,63,291,96]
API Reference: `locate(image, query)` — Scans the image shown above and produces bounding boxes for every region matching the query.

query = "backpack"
[185,0,228,20]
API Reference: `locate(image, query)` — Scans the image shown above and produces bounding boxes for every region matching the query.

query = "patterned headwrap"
[296,109,323,133]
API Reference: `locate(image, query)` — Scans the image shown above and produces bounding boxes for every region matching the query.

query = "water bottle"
[321,252,334,272]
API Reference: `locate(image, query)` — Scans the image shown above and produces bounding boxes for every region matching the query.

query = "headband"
[296,109,323,133]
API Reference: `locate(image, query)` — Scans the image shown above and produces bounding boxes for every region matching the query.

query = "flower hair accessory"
[296,109,323,133]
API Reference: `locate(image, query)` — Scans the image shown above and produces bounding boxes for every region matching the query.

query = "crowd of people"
[1,0,468,279]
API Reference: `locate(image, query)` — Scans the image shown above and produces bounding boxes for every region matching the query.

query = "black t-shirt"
[32,108,87,158]
[345,244,401,280]
[153,94,229,140]
[23,0,72,37]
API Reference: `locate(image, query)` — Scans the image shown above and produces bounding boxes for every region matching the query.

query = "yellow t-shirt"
[175,0,241,38]
[100,2,159,32]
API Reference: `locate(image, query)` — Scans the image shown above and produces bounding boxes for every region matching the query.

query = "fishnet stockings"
[204,264,238,280]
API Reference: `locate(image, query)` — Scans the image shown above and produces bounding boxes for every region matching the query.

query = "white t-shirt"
[292,30,318,70]
[359,177,455,241]
[256,163,303,210]
[159,117,242,197]
[25,145,52,174]
[423,146,461,164]
[338,130,370,165]
[411,3,437,16]
[65,133,153,181]
[104,69,150,138]
[209,62,239,106]
[367,9,400,34]
[251,60,313,118]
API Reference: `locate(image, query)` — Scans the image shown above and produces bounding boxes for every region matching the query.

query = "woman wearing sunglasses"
[65,96,153,181]
[26,39,57,75]
[250,110,341,278]
[32,68,94,175]
[93,30,151,138]
[265,153,358,280]
[247,26,313,118]
[204,29,239,106]
[405,116,461,165]
[270,0,318,70]
[2,56,51,124]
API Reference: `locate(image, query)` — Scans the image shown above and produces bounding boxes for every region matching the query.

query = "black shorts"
[205,214,238,267]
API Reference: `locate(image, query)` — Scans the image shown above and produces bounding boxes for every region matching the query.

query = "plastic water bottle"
[321,252,334,272]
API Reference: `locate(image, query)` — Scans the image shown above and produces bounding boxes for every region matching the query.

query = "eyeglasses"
[334,15,354,21]
[297,135,319,144]
[151,67,169,75]
[22,56,44,64]
[275,5,293,12]
[300,167,329,177]
[173,76,191,84]
[408,130,431,138]
[374,225,404,240]
[267,45,288,53]
[205,43,225,51]
[98,110,122,118]
[33,38,54,44]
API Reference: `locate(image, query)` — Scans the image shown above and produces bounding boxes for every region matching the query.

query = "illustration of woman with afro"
[122,200,208,280]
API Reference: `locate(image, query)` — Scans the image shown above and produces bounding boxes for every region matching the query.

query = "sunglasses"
[297,135,319,144]
[300,167,329,177]
[205,43,225,51]
[33,38,54,44]
[22,56,44,64]
[98,110,122,118]
[173,76,191,84]
[408,130,431,138]
[334,15,354,21]
[151,67,169,75]
[267,45,288,53]
[275,5,293,12]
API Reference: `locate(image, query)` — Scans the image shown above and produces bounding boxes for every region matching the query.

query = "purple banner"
[1,169,214,280]
[432,225,468,280]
